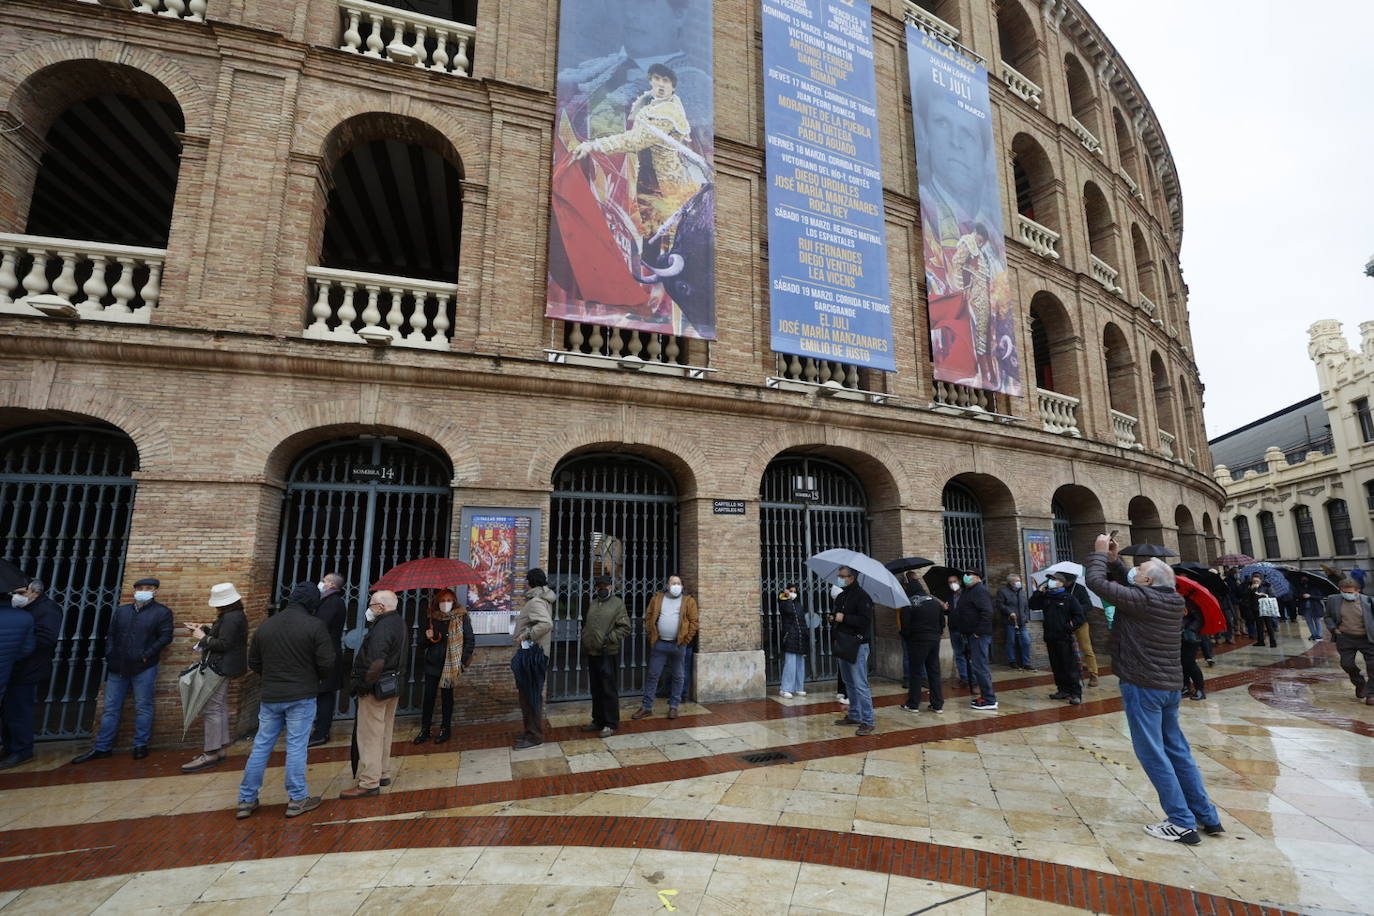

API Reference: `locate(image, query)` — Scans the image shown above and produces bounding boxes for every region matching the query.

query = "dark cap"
[288,581,321,613]
[526,567,548,587]
[134,577,160,588]
[593,575,612,587]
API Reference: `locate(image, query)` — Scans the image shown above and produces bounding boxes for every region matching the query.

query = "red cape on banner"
[548,146,652,309]
[928,290,976,383]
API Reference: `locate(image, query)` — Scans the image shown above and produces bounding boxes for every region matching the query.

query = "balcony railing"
[774,353,860,389]
[903,2,960,42]
[1071,117,1102,154]
[1037,388,1081,437]
[0,233,164,324]
[1089,254,1123,295]
[1159,429,1176,460]
[933,380,994,412]
[1111,409,1141,449]
[337,0,474,76]
[77,0,206,21]
[999,60,1042,108]
[1015,214,1060,261]
[305,265,455,350]
[1138,293,1157,317]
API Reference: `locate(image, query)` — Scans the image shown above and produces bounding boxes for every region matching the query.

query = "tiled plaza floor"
[1,623,1370,915]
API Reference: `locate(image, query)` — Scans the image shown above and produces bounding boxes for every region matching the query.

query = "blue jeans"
[1303,611,1324,639]
[950,632,969,681]
[1120,683,1218,830]
[94,666,158,750]
[640,640,687,709]
[781,652,806,693]
[838,644,874,726]
[1005,624,1031,666]
[967,634,994,700]
[238,698,315,803]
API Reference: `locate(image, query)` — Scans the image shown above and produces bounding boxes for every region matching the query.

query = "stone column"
[689,495,766,703]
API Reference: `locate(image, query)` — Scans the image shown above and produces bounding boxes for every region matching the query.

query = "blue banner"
[764,0,894,372]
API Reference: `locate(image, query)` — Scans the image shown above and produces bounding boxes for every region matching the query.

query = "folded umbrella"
[885,557,936,574]
[1120,543,1178,559]
[806,549,909,608]
[178,659,226,739]
[922,565,963,603]
[370,557,483,592]
[1238,562,1291,598]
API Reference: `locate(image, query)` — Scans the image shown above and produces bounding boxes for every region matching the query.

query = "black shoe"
[132,745,149,760]
[308,734,329,748]
[898,704,920,713]
[1269,641,1277,648]
[834,717,860,726]
[434,727,451,744]
[1253,641,1266,648]
[514,736,543,750]
[412,730,431,745]
[1206,659,1215,667]
[0,753,33,771]
[71,748,112,764]
[580,723,603,733]
[1048,692,1069,700]
[1202,822,1225,836]
[380,778,391,787]
[1189,691,1206,701]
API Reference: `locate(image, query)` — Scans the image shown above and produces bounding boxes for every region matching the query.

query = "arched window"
[1293,505,1319,557]
[1257,510,1280,559]
[1102,323,1139,419]
[1327,500,1355,555]
[1150,352,1176,455]
[1131,225,1157,304]
[1083,182,1117,280]
[1112,108,1140,185]
[1234,516,1254,558]
[942,483,986,573]
[997,1,1042,88]
[1052,500,1074,562]
[1063,54,1099,140]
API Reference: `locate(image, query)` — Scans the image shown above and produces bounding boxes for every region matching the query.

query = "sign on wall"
[545,0,716,340]
[907,30,1022,396]
[459,507,541,645]
[764,0,895,371]
[1021,528,1055,580]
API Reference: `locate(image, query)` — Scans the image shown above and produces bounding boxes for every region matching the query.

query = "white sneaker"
[779,691,794,698]
[795,690,807,697]
[837,694,850,705]
[1143,820,1200,845]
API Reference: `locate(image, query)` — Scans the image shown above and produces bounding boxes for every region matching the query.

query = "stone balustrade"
[933,380,993,412]
[1037,388,1081,437]
[565,322,692,367]
[774,353,860,389]
[903,2,960,41]
[1015,214,1060,261]
[0,233,164,323]
[337,0,474,76]
[304,266,455,350]
[77,0,206,21]
[1071,116,1102,154]
[1089,254,1123,295]
[1139,293,1157,317]
[1111,409,1140,449]
[999,60,1042,108]
[1160,429,1176,460]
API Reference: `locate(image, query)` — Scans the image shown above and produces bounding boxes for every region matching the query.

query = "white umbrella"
[1030,561,1104,609]
[805,549,909,608]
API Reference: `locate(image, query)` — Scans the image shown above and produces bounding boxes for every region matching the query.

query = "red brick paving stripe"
[0,813,1298,916]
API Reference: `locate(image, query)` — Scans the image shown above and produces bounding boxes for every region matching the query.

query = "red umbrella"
[370,558,482,592]
[1213,554,1253,568]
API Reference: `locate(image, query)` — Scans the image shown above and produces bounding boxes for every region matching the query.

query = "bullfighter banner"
[907,30,1022,396]
[764,0,895,372]
[546,0,716,340]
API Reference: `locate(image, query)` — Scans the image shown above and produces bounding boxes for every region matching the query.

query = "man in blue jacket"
[0,578,62,770]
[71,576,173,763]
[0,598,36,713]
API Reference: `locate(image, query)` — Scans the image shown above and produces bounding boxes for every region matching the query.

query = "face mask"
[1342,593,1359,602]
[668,584,683,598]
[365,608,376,623]
[962,575,974,586]
[10,594,31,608]
[1126,568,1138,585]
[829,584,843,599]
[595,588,609,600]
[1049,582,1065,594]
[317,582,327,593]
[1011,582,1022,590]
[948,582,961,593]
[134,590,154,603]
[439,601,453,612]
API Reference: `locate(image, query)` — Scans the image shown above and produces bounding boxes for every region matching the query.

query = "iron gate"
[1052,500,1074,562]
[546,454,679,700]
[274,437,452,715]
[0,425,137,739]
[759,456,869,685]
[942,482,986,573]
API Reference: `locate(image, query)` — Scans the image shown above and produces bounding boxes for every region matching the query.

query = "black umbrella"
[1281,567,1339,598]
[922,566,963,603]
[886,557,936,574]
[0,560,29,594]
[1171,564,1227,601]
[1121,543,1178,559]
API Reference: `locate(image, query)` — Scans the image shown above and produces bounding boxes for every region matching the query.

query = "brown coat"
[644,593,699,646]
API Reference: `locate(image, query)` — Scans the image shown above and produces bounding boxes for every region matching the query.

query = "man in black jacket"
[72,576,173,763]
[310,572,348,747]
[1029,573,1086,705]
[831,567,876,735]
[995,574,1032,670]
[342,589,408,798]
[235,581,335,820]
[899,578,945,714]
[0,578,62,769]
[948,570,997,711]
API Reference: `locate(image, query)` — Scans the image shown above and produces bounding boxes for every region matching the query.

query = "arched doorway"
[1128,496,1164,548]
[273,436,453,715]
[1051,484,1105,562]
[547,453,680,700]
[0,424,138,738]
[760,455,869,685]
[1175,506,1200,563]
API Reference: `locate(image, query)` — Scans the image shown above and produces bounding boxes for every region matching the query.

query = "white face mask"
[10,594,31,609]
[829,584,843,599]
[948,582,961,593]
[365,608,376,624]
[317,582,327,593]
[667,584,683,598]
[133,590,154,603]
[439,601,453,612]
[1342,592,1359,602]
[1011,582,1022,590]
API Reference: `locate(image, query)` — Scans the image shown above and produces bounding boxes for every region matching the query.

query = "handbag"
[832,627,862,664]
[372,671,400,700]
[1257,596,1280,618]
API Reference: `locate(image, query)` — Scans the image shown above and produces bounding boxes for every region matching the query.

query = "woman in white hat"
[181,583,249,773]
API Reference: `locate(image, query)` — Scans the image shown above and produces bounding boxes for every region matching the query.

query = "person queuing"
[310,572,347,747]
[342,589,407,798]
[580,576,630,737]
[899,577,945,714]
[776,584,809,699]
[235,582,335,819]
[72,577,173,764]
[0,595,35,715]
[948,571,997,711]
[512,568,555,749]
[180,583,249,773]
[831,566,876,735]
[1324,578,1374,707]
[1067,577,1101,688]
[1242,574,1279,649]
[996,574,1032,671]
[1229,568,1257,641]
[0,578,62,770]
[946,575,971,689]
[1086,535,1221,845]
[1295,578,1326,642]
[633,574,698,720]
[1180,591,1207,701]
[413,589,473,745]
[1029,573,1086,706]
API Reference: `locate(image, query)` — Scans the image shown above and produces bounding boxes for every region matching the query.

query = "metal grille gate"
[1052,500,1074,562]
[942,483,986,573]
[0,425,137,739]
[274,437,452,716]
[760,456,869,685]
[546,454,679,701]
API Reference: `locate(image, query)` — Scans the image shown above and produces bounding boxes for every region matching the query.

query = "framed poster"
[459,507,542,647]
[1022,528,1055,579]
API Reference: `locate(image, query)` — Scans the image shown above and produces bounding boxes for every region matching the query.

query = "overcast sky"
[1081,1,1374,440]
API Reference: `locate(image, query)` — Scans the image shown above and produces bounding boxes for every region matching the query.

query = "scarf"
[436,610,465,689]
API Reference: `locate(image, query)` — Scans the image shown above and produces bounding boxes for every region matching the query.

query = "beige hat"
[208,582,242,608]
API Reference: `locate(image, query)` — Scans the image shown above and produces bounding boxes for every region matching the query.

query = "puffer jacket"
[779,596,809,655]
[948,582,994,636]
[1028,588,1085,642]
[515,585,556,655]
[1085,552,1183,690]
[900,595,945,642]
[0,604,36,703]
[200,605,249,677]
